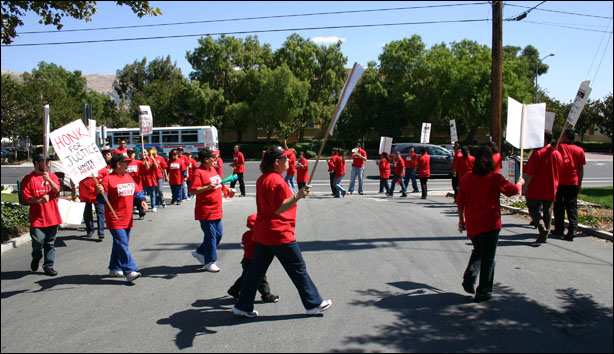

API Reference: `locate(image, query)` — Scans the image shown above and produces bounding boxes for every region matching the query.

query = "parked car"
[390,143,453,177]
[1,149,11,159]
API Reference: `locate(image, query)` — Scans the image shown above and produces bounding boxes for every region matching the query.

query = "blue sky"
[1,1,612,103]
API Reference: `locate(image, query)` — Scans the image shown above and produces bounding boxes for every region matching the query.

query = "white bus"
[103,126,218,156]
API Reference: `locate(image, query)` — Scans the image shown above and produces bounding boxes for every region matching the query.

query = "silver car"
[390,143,453,177]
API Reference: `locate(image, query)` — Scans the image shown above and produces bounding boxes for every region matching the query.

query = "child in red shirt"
[227,214,279,303]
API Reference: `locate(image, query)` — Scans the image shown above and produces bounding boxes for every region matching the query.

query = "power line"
[522,20,614,33]
[16,2,488,35]
[505,3,612,20]
[505,1,546,21]
[2,18,491,47]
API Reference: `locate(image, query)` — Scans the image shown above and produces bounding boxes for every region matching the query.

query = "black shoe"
[227,288,240,299]
[551,229,564,236]
[342,191,347,198]
[462,281,475,294]
[139,213,145,220]
[564,232,576,241]
[358,192,363,195]
[473,292,492,302]
[400,194,407,197]
[261,294,280,303]
[31,258,40,272]
[170,200,175,205]
[44,268,58,277]
[536,229,548,243]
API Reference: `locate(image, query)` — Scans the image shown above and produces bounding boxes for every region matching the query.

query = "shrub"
[1,202,30,242]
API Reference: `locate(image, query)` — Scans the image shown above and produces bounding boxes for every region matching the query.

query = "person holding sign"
[348,143,367,195]
[523,131,563,244]
[418,148,431,199]
[21,154,62,277]
[96,154,148,283]
[71,165,108,241]
[377,152,391,194]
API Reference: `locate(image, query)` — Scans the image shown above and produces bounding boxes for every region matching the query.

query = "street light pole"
[535,53,555,103]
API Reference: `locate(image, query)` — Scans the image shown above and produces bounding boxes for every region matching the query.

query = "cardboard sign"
[329,63,366,136]
[566,80,592,127]
[450,119,458,144]
[505,97,546,149]
[420,123,432,144]
[379,137,393,155]
[49,119,107,184]
[138,105,153,135]
[545,111,556,131]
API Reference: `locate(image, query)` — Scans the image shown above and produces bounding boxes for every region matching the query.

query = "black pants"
[297,182,306,190]
[228,258,271,297]
[554,185,579,233]
[230,173,246,196]
[329,172,336,195]
[420,177,428,198]
[463,229,499,296]
[451,175,459,201]
[527,198,554,232]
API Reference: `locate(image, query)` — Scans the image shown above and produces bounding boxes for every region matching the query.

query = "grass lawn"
[579,186,613,209]
[0,193,20,204]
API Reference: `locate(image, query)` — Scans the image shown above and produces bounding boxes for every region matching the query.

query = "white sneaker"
[191,250,205,265]
[203,262,220,272]
[306,299,332,315]
[108,270,124,277]
[232,306,258,318]
[152,208,157,212]
[125,271,141,282]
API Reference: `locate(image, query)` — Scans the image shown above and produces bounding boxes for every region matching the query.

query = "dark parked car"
[1,149,11,159]
[391,143,453,177]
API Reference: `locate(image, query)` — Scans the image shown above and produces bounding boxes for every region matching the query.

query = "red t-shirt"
[214,157,224,178]
[525,145,563,201]
[333,155,346,178]
[167,158,186,185]
[453,155,475,181]
[404,152,417,168]
[186,157,199,182]
[253,172,297,246]
[190,166,223,221]
[457,172,521,238]
[127,160,144,188]
[101,172,141,230]
[242,230,257,259]
[352,149,367,168]
[492,153,503,174]
[327,158,335,172]
[286,153,296,176]
[418,154,431,178]
[140,157,158,187]
[297,157,309,183]
[557,143,586,186]
[113,147,128,156]
[78,167,108,203]
[379,157,391,178]
[233,152,245,173]
[154,155,167,179]
[21,171,62,227]
[394,157,405,176]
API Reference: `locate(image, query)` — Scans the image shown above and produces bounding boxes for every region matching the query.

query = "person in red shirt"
[96,154,148,283]
[212,151,224,179]
[140,149,159,211]
[126,149,146,219]
[166,149,187,205]
[227,214,279,303]
[151,146,168,208]
[72,166,108,241]
[327,149,337,196]
[348,143,367,195]
[403,146,419,193]
[553,129,586,241]
[524,131,564,243]
[21,153,62,276]
[418,147,431,199]
[184,151,199,200]
[389,151,407,197]
[444,144,462,201]
[230,145,246,197]
[487,141,503,174]
[333,148,347,198]
[190,147,224,272]
[113,139,128,156]
[296,151,309,190]
[232,146,331,318]
[453,146,475,184]
[177,148,190,200]
[457,145,524,302]
[377,152,391,194]
[283,140,297,192]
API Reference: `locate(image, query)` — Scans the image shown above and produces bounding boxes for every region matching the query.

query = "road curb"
[1,232,31,254]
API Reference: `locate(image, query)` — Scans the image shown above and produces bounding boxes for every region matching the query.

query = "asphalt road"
[1,180,612,352]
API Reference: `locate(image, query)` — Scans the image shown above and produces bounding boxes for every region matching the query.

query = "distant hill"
[1,70,119,102]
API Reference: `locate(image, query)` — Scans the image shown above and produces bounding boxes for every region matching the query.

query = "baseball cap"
[198,147,220,160]
[263,146,292,164]
[110,154,133,168]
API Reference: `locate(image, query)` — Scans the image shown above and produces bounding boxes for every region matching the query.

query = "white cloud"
[311,36,346,44]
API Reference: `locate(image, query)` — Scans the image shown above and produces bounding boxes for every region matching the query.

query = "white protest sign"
[88,119,96,139]
[49,119,107,184]
[505,97,546,149]
[566,80,592,127]
[379,137,393,155]
[545,111,555,131]
[420,123,432,144]
[450,119,458,144]
[138,105,153,135]
[329,63,366,136]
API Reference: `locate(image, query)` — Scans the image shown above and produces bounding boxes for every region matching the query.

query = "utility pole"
[491,1,502,152]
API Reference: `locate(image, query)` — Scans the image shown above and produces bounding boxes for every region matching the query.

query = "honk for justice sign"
[50,119,107,184]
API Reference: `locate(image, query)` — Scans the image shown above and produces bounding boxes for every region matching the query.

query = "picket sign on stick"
[505,97,546,178]
[308,63,366,185]
[43,104,50,171]
[555,80,592,148]
[139,105,153,168]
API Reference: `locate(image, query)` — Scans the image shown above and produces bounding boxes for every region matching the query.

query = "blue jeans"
[348,167,364,193]
[196,219,223,264]
[84,202,105,236]
[109,228,138,273]
[334,175,346,197]
[236,241,323,312]
[170,184,183,202]
[389,174,407,196]
[144,186,157,209]
[403,167,419,192]
[30,226,58,270]
[379,177,390,194]
[284,174,296,192]
[156,178,165,205]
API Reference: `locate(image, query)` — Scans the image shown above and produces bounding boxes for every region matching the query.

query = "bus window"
[113,132,131,145]
[151,132,160,143]
[162,130,179,143]
[181,130,199,143]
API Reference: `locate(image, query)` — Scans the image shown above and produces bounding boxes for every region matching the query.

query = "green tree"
[594,93,613,149]
[2,1,161,44]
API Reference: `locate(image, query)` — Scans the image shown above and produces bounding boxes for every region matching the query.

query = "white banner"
[505,97,546,149]
[49,119,108,185]
[566,80,592,127]
[420,123,432,144]
[138,105,153,136]
[329,63,366,136]
[379,136,393,155]
[449,119,458,144]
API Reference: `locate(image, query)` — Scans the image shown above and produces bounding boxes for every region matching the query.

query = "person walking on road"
[388,151,407,197]
[418,147,431,199]
[457,145,524,302]
[348,143,367,195]
[403,146,419,193]
[327,149,337,196]
[296,151,309,190]
[377,152,391,194]
[71,165,108,241]
[333,148,347,198]
[283,140,297,193]
[167,149,187,205]
[21,153,62,277]
[230,145,246,197]
[232,146,331,318]
[190,148,224,273]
